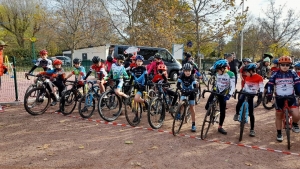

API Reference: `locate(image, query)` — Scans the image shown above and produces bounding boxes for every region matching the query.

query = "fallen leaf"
[47,152,54,156]
[138,151,143,154]
[43,144,50,149]
[78,145,85,149]
[44,158,48,161]
[245,162,252,166]
[136,162,141,166]
[148,146,158,150]
[125,141,133,144]
[119,129,124,132]
[60,120,66,123]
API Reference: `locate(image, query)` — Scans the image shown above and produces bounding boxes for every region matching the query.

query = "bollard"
[12,56,19,101]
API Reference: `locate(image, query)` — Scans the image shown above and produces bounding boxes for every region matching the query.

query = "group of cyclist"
[25,48,300,143]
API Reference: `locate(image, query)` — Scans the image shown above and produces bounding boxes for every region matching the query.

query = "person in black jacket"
[228,52,242,87]
[182,52,192,65]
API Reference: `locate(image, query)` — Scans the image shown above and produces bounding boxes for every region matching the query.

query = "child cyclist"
[152,64,178,113]
[204,59,236,135]
[26,49,53,76]
[267,56,300,142]
[271,59,279,73]
[233,63,263,137]
[65,58,86,83]
[239,58,252,89]
[130,55,148,115]
[37,59,66,106]
[177,63,197,132]
[84,56,107,95]
[106,54,130,98]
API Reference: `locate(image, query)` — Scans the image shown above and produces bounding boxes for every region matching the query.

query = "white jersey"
[35,58,53,70]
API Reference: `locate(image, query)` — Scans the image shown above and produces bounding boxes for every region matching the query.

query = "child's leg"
[218,96,226,127]
[114,81,128,98]
[235,95,245,115]
[134,92,144,103]
[205,93,215,110]
[99,79,105,93]
[248,96,254,130]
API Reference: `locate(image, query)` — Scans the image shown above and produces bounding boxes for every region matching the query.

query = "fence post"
[12,56,19,101]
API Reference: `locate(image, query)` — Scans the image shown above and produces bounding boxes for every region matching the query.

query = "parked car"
[50,56,71,66]
[110,45,182,81]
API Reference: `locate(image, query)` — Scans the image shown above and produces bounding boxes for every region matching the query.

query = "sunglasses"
[280,64,290,67]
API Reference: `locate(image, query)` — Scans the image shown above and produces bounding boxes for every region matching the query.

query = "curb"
[0,101,22,106]
[53,111,300,157]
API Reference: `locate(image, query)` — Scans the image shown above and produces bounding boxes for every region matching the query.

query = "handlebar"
[202,89,225,98]
[233,90,259,100]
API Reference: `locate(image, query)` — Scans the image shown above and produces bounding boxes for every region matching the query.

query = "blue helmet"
[135,55,144,61]
[213,59,228,70]
[244,63,257,71]
[272,59,279,64]
[294,61,300,68]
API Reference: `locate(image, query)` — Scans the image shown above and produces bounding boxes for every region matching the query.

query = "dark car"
[110,45,182,81]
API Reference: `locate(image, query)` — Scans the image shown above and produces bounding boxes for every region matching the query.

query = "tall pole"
[240,1,244,60]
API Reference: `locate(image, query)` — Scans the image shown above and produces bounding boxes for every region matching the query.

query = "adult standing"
[228,52,242,87]
[0,40,8,112]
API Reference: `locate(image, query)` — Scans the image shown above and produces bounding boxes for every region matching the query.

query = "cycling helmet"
[130,55,136,60]
[154,53,162,59]
[294,61,300,68]
[242,58,252,63]
[272,59,279,64]
[53,59,62,65]
[263,52,273,59]
[157,64,167,71]
[278,56,292,64]
[135,55,144,61]
[244,63,257,71]
[182,63,193,71]
[213,59,228,69]
[39,49,48,56]
[107,56,113,62]
[148,56,154,61]
[92,56,101,63]
[184,52,192,58]
[73,58,81,64]
[116,54,125,61]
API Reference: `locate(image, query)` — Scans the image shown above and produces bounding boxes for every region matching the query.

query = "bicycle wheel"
[98,90,122,122]
[60,90,80,115]
[148,89,156,99]
[125,95,142,127]
[207,77,215,90]
[25,84,36,96]
[200,104,213,140]
[172,102,186,136]
[147,97,165,129]
[285,109,290,150]
[239,103,247,142]
[78,94,96,118]
[24,87,50,116]
[195,84,201,104]
[262,95,275,110]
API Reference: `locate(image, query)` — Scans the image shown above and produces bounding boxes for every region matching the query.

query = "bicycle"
[24,74,60,115]
[172,88,193,136]
[148,82,180,129]
[124,84,149,127]
[78,80,101,118]
[97,79,130,122]
[59,79,83,116]
[200,90,222,139]
[262,93,275,110]
[275,95,297,150]
[234,91,259,142]
[207,73,216,91]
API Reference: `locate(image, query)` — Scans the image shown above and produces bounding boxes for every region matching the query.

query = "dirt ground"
[1,88,300,169]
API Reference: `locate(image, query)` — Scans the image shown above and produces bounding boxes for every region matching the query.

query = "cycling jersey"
[35,58,53,70]
[271,67,279,72]
[131,66,147,85]
[267,70,300,96]
[239,66,247,88]
[215,70,236,95]
[71,66,86,80]
[108,63,129,80]
[86,64,107,80]
[177,74,196,90]
[243,74,264,94]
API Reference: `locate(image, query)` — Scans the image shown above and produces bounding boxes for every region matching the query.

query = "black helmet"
[148,56,154,61]
[73,58,81,64]
[182,63,193,70]
[116,54,125,61]
[107,55,113,62]
[154,53,162,59]
[184,52,192,58]
[92,56,101,63]
[242,58,252,63]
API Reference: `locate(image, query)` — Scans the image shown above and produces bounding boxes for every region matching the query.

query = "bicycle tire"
[24,87,50,116]
[125,95,142,127]
[195,83,201,104]
[262,95,275,110]
[172,101,186,136]
[98,90,122,122]
[148,89,156,98]
[148,97,165,129]
[60,90,78,115]
[239,103,247,142]
[25,84,36,96]
[202,74,208,87]
[78,94,96,118]
[285,109,290,150]
[200,104,213,140]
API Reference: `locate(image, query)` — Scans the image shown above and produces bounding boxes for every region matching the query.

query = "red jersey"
[271,67,279,72]
[297,72,300,77]
[243,74,264,93]
[90,64,104,73]
[152,73,167,83]
[130,63,137,68]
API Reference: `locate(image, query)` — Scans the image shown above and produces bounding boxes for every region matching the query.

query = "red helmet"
[39,49,48,56]
[130,55,136,60]
[278,56,292,64]
[53,59,62,65]
[157,64,167,71]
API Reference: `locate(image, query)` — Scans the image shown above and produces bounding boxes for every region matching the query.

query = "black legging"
[205,94,227,127]
[46,80,65,97]
[236,95,254,130]
[165,89,178,106]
